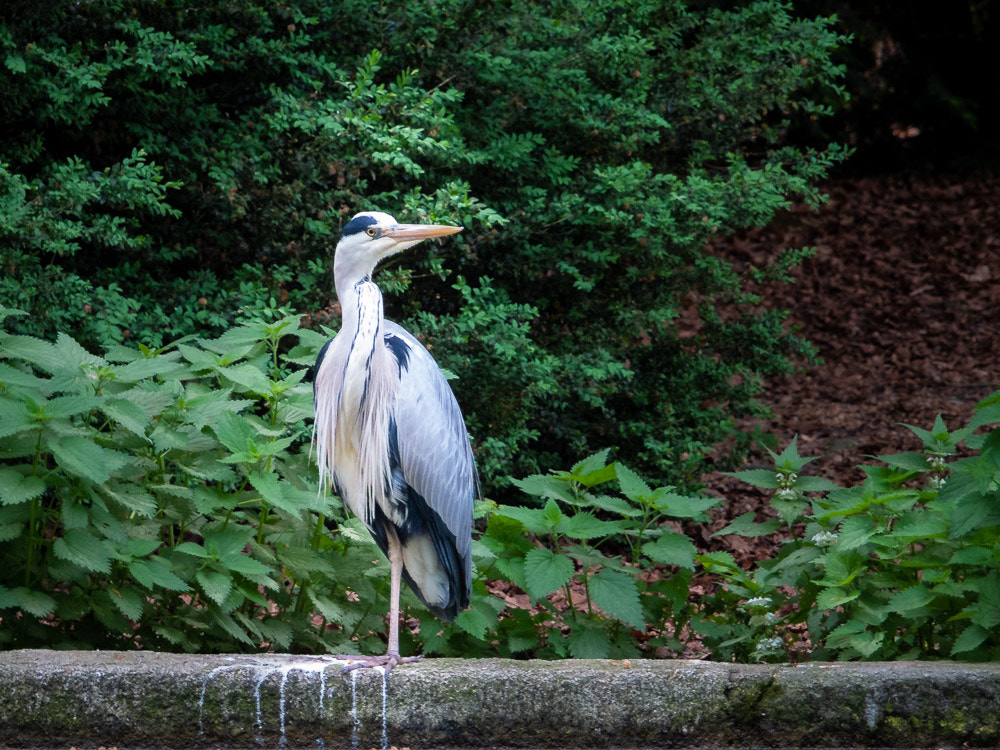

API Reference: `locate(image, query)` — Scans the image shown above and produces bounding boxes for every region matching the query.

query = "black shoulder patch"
[312,338,333,406]
[384,332,411,373]
[341,214,378,239]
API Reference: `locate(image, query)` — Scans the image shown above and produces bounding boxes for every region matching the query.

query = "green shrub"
[471,450,717,658]
[1,0,849,494]
[0,307,397,651]
[701,396,1000,662]
[4,307,997,662]
[0,308,712,657]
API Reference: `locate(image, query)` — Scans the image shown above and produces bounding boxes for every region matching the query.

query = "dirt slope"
[702,172,1000,553]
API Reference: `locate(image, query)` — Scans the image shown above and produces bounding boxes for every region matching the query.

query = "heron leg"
[331,529,422,679]
[387,530,403,658]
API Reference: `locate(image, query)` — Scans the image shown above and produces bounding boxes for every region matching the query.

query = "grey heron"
[313,211,475,673]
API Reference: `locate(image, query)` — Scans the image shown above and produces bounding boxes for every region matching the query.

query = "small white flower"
[927,454,947,470]
[775,487,797,500]
[811,530,838,546]
[775,472,797,488]
[755,636,783,652]
[742,596,772,609]
[764,611,779,625]
[927,476,946,490]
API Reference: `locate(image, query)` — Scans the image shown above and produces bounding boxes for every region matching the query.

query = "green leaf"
[197,569,234,606]
[817,549,864,587]
[110,586,145,621]
[937,469,985,504]
[713,511,780,537]
[0,398,35,438]
[0,523,24,542]
[174,542,211,558]
[126,539,161,558]
[218,363,273,394]
[0,335,62,373]
[571,448,611,478]
[61,498,89,530]
[53,529,112,573]
[615,463,653,501]
[949,546,992,566]
[49,436,130,484]
[492,504,551,536]
[971,572,1000,629]
[794,476,842,492]
[893,511,948,539]
[0,468,45,505]
[837,516,877,550]
[523,547,574,600]
[53,332,105,371]
[213,411,256,454]
[877,452,931,472]
[567,623,611,658]
[248,471,308,516]
[556,511,624,540]
[724,468,780,489]
[259,618,294,649]
[641,531,696,569]
[950,493,994,539]
[951,624,990,656]
[816,587,860,609]
[541,498,564,527]
[101,482,157,517]
[697,551,739,574]
[101,398,152,437]
[5,54,26,74]
[211,610,255,646]
[454,607,491,639]
[588,568,644,629]
[512,474,573,503]
[41,394,99,419]
[224,554,276,587]
[651,491,718,519]
[887,585,935,613]
[0,586,56,617]
[582,492,642,517]
[130,558,191,592]
[768,436,816,473]
[825,618,869,649]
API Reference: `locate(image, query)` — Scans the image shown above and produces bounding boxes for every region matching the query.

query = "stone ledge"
[0,650,997,749]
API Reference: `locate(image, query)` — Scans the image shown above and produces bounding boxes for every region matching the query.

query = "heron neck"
[337,275,383,340]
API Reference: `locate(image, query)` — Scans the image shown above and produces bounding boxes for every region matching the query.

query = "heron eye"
[365,227,378,238]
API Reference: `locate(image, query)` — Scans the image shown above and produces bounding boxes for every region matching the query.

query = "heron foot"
[325,653,423,679]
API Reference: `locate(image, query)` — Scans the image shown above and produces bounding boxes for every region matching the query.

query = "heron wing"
[384,321,475,570]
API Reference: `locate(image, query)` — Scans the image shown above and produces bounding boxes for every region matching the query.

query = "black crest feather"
[341,214,379,239]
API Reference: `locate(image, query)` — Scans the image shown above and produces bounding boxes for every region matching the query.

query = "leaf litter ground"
[701,171,999,564]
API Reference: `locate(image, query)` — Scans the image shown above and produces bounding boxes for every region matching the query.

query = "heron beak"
[383,223,462,242]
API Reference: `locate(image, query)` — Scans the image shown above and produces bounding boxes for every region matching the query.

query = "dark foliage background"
[1,0,849,496]
[3,1,1000,660]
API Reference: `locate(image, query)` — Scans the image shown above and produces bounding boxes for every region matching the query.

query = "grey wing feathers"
[384,322,475,566]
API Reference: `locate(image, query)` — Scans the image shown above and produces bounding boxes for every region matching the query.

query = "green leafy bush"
[0,307,403,651]
[3,306,998,663]
[702,396,1000,662]
[1,0,849,494]
[0,308,715,657]
[473,450,718,658]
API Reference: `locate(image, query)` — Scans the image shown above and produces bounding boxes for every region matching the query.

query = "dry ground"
[701,172,1000,560]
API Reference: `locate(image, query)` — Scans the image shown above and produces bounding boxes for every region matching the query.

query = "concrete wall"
[0,650,998,748]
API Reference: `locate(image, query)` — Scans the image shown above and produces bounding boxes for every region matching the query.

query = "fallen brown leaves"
[702,171,1000,561]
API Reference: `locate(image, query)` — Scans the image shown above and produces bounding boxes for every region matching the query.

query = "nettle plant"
[470,451,719,659]
[0,307,413,652]
[700,395,1000,662]
[0,306,715,658]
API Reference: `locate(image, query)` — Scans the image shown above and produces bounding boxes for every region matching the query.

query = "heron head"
[334,211,462,284]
